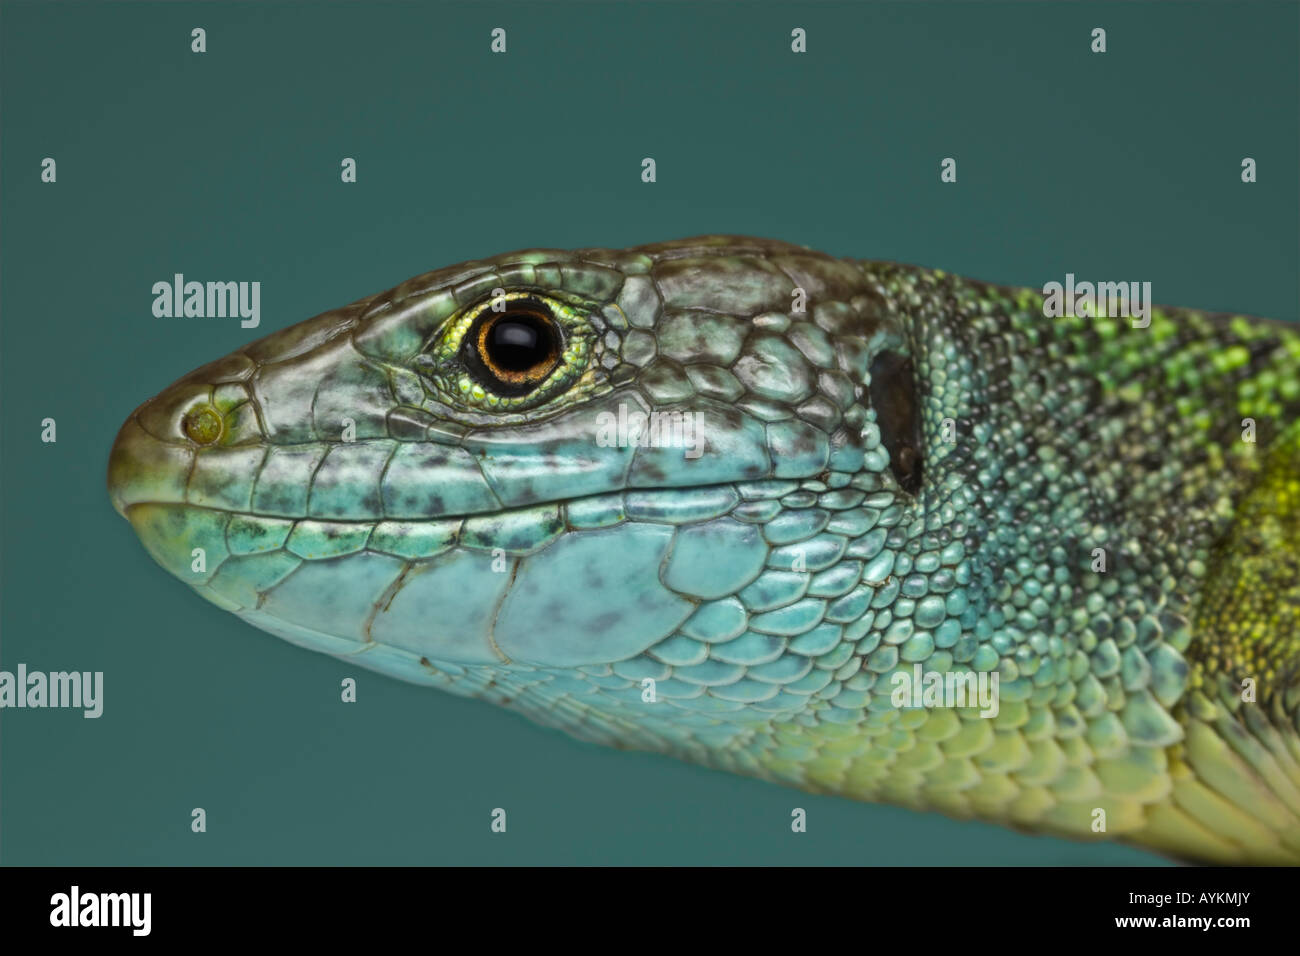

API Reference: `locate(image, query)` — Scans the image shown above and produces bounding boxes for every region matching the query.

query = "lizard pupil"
[489,317,546,370]
[467,301,562,395]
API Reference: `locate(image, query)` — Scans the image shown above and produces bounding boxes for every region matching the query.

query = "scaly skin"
[107,236,1300,863]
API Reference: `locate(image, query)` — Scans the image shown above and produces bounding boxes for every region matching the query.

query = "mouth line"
[115,477,790,527]
[114,477,798,571]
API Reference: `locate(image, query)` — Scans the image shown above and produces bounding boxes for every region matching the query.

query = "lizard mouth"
[110,397,829,670]
[115,485,755,669]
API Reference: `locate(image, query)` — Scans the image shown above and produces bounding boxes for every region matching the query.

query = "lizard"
[107,235,1300,863]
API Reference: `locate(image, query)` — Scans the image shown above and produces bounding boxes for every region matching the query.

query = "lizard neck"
[716,261,1300,863]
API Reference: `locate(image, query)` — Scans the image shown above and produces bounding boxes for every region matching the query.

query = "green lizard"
[107,236,1300,864]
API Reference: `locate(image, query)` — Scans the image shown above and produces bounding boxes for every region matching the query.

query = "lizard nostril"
[182,406,223,445]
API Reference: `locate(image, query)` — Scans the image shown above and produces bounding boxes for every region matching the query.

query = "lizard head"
[108,236,942,762]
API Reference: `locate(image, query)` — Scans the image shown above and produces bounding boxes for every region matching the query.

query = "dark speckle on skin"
[636,460,668,484]
[786,427,820,456]
[501,524,548,551]
[510,487,542,507]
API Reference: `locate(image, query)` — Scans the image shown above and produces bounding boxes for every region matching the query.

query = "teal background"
[2,0,1296,866]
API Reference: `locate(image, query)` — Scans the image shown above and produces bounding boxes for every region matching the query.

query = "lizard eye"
[465,300,562,396]
[422,291,598,411]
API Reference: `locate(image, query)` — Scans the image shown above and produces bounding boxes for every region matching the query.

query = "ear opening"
[868,349,923,494]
